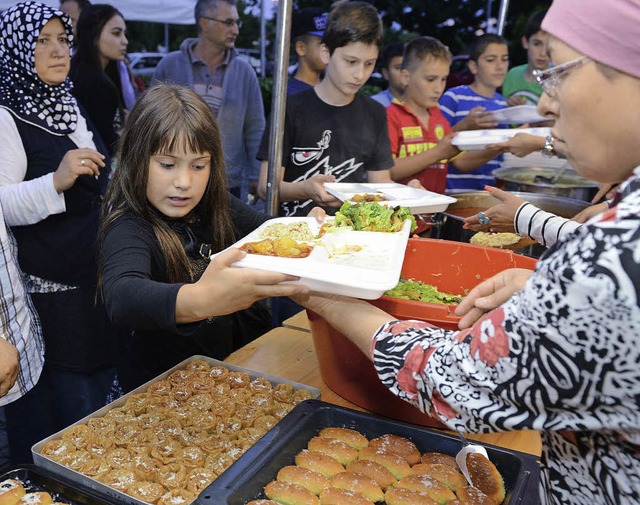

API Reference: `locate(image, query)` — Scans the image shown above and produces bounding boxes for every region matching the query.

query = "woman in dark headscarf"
[0,1,119,463]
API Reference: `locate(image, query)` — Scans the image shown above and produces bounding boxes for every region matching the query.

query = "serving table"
[225,311,542,457]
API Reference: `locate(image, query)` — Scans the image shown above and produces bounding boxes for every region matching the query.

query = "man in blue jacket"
[152,0,265,201]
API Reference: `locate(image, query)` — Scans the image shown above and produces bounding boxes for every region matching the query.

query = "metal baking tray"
[31,355,321,505]
[0,465,113,505]
[197,400,541,505]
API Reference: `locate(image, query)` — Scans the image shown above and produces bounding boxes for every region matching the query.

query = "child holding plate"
[98,85,315,391]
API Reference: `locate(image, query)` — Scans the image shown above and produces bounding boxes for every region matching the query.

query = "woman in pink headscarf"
[295,0,640,503]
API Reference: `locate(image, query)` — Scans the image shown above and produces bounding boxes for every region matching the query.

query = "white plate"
[490,105,547,125]
[452,127,551,151]
[216,217,411,299]
[324,182,457,214]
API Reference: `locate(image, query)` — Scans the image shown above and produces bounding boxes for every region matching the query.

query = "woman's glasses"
[533,56,588,97]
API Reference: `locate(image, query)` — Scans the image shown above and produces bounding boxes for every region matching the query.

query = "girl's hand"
[176,248,310,323]
[455,268,532,329]
[462,185,524,233]
[53,148,106,192]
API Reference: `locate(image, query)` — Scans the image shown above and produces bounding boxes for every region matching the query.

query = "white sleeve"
[514,201,582,248]
[0,108,66,226]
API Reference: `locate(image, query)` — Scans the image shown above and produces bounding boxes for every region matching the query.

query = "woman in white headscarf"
[295,0,640,502]
[0,1,119,463]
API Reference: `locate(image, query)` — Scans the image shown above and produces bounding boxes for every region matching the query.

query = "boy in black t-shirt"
[257,0,394,218]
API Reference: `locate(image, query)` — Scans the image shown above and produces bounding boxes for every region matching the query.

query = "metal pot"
[436,191,590,258]
[492,166,599,202]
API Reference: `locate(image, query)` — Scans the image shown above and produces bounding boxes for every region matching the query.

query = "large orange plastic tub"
[309,237,538,428]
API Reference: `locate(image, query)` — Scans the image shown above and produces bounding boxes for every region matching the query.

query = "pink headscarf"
[542,0,640,78]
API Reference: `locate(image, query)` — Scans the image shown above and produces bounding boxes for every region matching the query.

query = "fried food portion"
[239,237,313,258]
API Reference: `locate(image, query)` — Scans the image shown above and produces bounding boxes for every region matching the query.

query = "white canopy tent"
[0,0,195,24]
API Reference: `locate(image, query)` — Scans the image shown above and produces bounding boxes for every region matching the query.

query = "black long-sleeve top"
[101,194,269,390]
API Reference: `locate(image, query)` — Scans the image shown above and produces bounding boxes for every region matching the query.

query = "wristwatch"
[541,135,556,158]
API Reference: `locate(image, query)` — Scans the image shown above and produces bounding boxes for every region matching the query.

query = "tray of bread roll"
[31,356,320,505]
[198,400,540,505]
[0,465,113,505]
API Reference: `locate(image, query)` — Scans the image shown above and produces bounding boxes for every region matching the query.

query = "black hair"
[378,42,405,70]
[523,9,548,40]
[468,33,508,62]
[401,36,451,72]
[60,0,92,8]
[321,0,383,55]
[72,4,122,72]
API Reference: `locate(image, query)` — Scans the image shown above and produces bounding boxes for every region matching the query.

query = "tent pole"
[164,23,169,52]
[260,0,267,78]
[265,0,292,216]
[497,0,510,35]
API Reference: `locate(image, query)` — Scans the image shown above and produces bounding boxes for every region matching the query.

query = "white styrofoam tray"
[32,355,321,505]
[452,127,551,150]
[324,182,457,215]
[490,105,547,125]
[220,217,412,300]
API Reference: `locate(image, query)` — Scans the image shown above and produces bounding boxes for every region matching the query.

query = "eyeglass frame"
[533,55,588,97]
[201,15,243,29]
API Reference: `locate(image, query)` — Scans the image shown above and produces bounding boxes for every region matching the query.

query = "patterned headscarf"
[0,1,77,135]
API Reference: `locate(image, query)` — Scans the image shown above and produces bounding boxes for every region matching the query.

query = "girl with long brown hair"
[99,84,312,391]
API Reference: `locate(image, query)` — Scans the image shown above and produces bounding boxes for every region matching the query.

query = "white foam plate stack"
[324,182,456,215]
[452,127,551,151]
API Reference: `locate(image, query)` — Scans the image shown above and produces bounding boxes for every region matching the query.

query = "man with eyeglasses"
[152,0,265,202]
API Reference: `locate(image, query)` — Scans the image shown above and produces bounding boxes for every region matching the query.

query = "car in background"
[128,52,166,79]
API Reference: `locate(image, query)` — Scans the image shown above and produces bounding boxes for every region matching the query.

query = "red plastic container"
[309,237,538,428]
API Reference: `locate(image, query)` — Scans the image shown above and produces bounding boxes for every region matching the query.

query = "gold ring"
[81,159,86,166]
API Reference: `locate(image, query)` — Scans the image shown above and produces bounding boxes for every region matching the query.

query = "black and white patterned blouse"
[371,167,640,504]
[0,1,77,135]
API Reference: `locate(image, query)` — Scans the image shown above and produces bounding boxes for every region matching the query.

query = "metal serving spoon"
[533,160,571,185]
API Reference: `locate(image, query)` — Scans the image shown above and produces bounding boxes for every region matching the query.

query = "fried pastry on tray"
[394,474,457,504]
[384,486,439,505]
[465,453,505,505]
[264,480,319,505]
[318,487,372,505]
[409,463,467,492]
[357,447,411,480]
[277,466,329,496]
[295,450,345,478]
[0,479,26,505]
[345,459,397,490]
[455,485,495,505]
[318,427,368,450]
[368,434,421,466]
[307,436,358,466]
[330,471,384,502]
[420,451,458,468]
